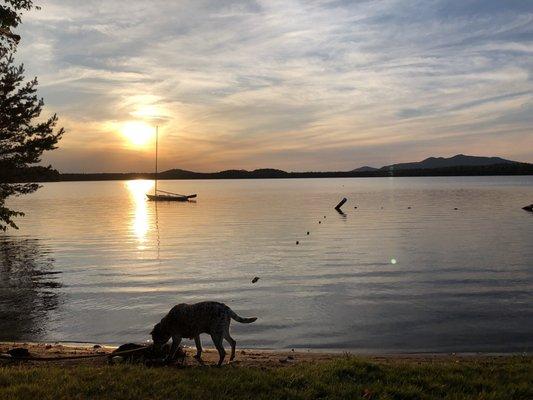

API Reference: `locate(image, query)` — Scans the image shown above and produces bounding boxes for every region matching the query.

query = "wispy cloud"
[16,0,533,172]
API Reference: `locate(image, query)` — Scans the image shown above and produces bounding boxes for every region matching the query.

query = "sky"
[16,0,533,172]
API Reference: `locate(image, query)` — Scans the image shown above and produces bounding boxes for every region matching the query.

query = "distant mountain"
[159,168,289,179]
[351,166,379,172]
[381,154,517,170]
[9,154,532,183]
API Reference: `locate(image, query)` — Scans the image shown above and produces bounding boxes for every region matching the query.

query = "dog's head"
[150,322,171,351]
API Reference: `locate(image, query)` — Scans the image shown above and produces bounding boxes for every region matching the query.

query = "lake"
[1,176,532,353]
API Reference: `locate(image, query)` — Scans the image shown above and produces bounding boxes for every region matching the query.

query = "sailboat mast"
[154,125,158,195]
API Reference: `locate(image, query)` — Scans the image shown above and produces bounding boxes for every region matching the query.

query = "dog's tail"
[230,310,257,324]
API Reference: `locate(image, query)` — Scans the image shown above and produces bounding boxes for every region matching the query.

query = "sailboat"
[146,126,197,202]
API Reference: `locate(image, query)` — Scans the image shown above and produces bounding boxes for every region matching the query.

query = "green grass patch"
[0,356,531,399]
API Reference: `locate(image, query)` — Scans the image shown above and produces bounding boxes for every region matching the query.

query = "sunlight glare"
[126,180,154,246]
[121,121,154,147]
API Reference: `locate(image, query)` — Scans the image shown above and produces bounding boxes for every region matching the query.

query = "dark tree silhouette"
[1,0,64,230]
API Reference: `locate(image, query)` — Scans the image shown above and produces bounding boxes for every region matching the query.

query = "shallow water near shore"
[1,176,532,352]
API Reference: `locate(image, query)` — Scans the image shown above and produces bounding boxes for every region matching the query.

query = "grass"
[0,356,531,399]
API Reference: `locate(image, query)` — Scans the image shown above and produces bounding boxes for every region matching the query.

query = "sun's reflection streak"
[125,180,154,248]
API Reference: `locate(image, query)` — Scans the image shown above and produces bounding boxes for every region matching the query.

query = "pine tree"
[1,0,64,230]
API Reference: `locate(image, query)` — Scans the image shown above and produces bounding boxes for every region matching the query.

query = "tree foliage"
[0,0,63,231]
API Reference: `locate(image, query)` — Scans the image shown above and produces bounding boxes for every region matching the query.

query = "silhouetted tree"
[1,0,64,230]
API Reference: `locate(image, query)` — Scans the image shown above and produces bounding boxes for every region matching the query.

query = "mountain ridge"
[3,155,532,183]
[381,154,516,171]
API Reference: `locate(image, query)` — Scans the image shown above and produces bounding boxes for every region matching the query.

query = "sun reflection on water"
[125,180,154,247]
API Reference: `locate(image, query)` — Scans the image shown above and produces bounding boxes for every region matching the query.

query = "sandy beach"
[0,342,523,368]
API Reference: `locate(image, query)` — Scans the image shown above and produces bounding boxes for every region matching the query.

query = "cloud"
[14,0,533,172]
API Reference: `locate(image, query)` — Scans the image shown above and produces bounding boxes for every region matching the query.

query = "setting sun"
[121,121,154,147]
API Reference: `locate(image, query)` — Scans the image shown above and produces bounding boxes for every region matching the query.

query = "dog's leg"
[167,335,182,361]
[210,332,225,366]
[223,327,236,361]
[194,335,204,363]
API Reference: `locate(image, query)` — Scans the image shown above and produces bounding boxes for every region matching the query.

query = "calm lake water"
[1,177,532,353]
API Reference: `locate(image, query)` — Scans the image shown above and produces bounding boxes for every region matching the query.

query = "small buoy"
[296,241,299,245]
[407,206,411,209]
[306,231,309,235]
[318,221,321,224]
[454,207,458,210]
[251,277,260,283]
[323,216,326,219]
[354,206,357,209]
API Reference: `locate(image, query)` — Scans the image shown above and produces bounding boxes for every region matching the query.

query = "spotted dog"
[151,301,257,366]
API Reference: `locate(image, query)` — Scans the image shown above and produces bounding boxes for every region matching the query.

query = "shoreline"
[5,161,533,184]
[2,342,530,399]
[1,342,528,368]
[8,172,533,185]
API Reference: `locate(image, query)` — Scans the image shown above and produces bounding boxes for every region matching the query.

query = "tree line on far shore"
[4,162,533,184]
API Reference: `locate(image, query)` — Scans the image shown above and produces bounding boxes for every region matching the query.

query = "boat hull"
[146,194,196,202]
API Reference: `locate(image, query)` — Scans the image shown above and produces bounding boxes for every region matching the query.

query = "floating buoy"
[454,207,458,210]
[251,277,260,284]
[306,231,309,235]
[296,241,299,245]
[318,221,321,224]
[407,207,411,209]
